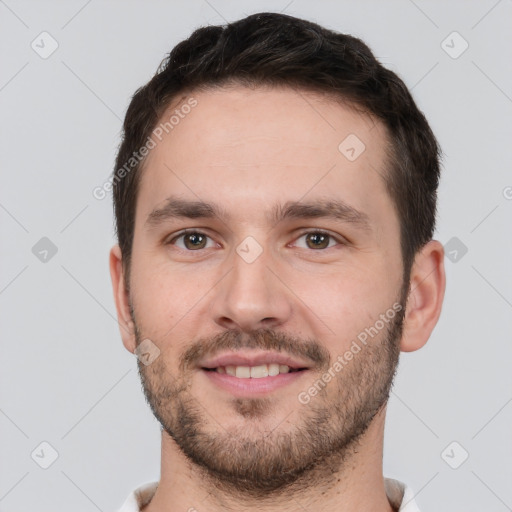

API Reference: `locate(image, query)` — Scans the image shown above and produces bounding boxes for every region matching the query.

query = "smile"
[203,363,305,378]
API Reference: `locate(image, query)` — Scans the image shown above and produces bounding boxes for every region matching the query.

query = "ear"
[400,240,446,352]
[109,245,137,354]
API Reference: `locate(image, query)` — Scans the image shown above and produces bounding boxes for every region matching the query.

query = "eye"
[167,230,216,251]
[293,230,343,250]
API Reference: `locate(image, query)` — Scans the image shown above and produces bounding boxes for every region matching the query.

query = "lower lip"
[201,369,308,396]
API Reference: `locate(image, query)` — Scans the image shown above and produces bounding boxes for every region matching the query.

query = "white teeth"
[214,363,294,377]
[235,366,251,378]
[250,364,269,378]
[268,363,280,376]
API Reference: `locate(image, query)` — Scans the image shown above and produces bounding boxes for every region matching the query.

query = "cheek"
[286,262,395,342]
[130,262,194,332]
[130,268,199,371]
[130,252,228,349]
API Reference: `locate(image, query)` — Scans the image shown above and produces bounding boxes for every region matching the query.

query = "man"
[110,11,445,512]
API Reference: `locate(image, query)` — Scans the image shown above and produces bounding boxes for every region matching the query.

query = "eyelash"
[166,229,346,251]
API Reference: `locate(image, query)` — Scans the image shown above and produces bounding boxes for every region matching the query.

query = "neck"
[142,407,394,512]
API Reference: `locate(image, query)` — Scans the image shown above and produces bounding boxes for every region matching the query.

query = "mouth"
[199,352,311,396]
[201,363,307,378]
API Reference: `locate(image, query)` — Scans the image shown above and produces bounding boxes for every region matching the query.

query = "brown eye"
[182,232,207,250]
[168,231,214,251]
[304,232,333,250]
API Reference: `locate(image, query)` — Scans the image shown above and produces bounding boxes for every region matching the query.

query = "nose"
[211,246,293,332]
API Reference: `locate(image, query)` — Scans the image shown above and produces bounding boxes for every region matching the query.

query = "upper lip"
[199,351,312,370]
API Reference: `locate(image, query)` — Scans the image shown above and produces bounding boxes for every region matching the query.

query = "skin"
[110,85,445,512]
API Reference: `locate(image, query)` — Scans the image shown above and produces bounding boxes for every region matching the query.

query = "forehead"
[136,85,396,234]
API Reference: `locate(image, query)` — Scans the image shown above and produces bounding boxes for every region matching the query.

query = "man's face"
[126,86,406,495]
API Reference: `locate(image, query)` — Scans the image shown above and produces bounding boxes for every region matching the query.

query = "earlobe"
[109,245,137,354]
[400,240,446,353]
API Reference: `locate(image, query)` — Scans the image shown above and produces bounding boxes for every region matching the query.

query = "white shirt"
[116,477,421,511]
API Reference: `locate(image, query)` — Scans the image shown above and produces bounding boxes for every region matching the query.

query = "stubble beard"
[133,295,405,500]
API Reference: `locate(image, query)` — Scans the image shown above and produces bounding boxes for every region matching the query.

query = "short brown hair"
[112,12,441,288]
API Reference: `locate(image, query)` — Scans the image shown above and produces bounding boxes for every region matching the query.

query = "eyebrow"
[145,198,225,228]
[145,196,372,232]
[271,200,371,232]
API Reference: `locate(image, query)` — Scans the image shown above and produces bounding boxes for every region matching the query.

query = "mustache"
[179,328,331,372]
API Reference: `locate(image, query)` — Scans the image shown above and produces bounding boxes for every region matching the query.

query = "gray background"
[1,0,511,511]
